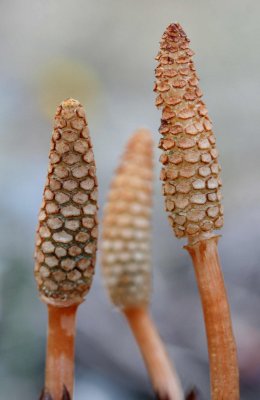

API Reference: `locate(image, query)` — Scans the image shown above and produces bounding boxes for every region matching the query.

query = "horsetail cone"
[154,23,223,240]
[102,129,153,309]
[34,98,98,307]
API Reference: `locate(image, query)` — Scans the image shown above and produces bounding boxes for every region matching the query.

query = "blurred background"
[0,0,259,399]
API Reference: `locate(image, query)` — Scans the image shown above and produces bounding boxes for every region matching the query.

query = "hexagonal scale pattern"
[102,130,153,309]
[154,23,224,239]
[34,99,98,307]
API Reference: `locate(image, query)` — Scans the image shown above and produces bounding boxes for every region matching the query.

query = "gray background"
[0,0,259,399]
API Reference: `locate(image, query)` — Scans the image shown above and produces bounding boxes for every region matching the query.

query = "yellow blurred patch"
[38,58,100,120]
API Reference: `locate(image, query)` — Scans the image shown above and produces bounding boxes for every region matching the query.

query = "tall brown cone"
[154,23,223,241]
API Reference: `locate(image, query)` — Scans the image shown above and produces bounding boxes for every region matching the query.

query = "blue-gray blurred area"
[0,0,260,399]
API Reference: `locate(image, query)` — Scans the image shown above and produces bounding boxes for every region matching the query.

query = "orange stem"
[124,307,184,400]
[45,304,78,400]
[185,236,239,400]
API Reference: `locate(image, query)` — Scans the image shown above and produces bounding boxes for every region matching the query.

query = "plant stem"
[185,236,239,400]
[45,304,78,400]
[124,307,184,400]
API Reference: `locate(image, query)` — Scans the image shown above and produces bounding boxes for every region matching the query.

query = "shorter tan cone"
[34,99,98,399]
[102,129,153,308]
[34,98,98,307]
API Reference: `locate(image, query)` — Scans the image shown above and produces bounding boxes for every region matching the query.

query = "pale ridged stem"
[185,237,239,399]
[124,307,184,400]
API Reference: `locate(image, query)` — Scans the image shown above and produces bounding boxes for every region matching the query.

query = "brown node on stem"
[61,385,71,400]
[39,385,71,400]
[39,389,53,400]
[34,98,98,307]
[185,387,200,400]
